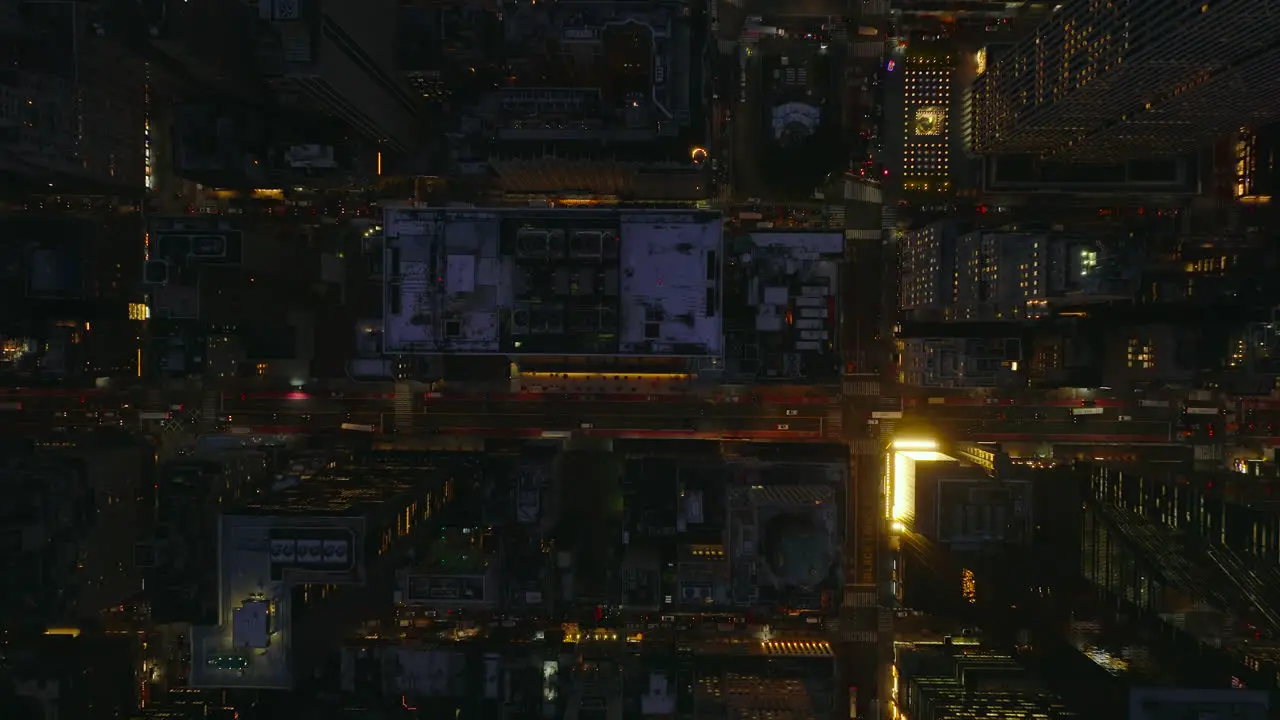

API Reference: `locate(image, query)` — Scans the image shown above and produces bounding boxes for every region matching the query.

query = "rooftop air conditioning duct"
[570,230,604,257]
[511,308,531,335]
[517,230,548,255]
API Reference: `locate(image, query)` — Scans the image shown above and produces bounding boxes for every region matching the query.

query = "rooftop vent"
[569,230,605,258]
[517,229,566,258]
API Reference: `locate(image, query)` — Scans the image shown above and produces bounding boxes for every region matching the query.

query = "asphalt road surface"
[731,39,768,199]
[219,395,829,417]
[218,407,825,434]
[1,391,840,440]
[907,403,1174,441]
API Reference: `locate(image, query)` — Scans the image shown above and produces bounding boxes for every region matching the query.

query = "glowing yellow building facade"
[884,440,958,534]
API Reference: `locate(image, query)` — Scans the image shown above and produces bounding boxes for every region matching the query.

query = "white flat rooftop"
[382,208,724,356]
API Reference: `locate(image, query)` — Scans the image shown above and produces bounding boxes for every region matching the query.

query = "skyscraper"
[901,52,955,193]
[258,0,422,152]
[0,2,146,193]
[970,0,1280,161]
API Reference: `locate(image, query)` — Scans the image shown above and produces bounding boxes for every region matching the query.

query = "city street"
[730,37,769,201]
[217,396,828,436]
[903,400,1176,442]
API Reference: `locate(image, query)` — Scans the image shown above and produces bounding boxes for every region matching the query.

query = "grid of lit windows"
[952,232,1045,321]
[900,225,943,311]
[1127,337,1155,370]
[1234,130,1273,204]
[902,56,952,192]
[971,0,1280,160]
[954,233,982,321]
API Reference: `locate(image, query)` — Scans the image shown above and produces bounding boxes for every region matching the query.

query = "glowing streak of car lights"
[971,433,1169,443]
[237,426,829,441]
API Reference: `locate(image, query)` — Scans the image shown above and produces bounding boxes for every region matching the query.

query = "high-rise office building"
[901,219,1135,323]
[901,53,954,193]
[953,230,1047,322]
[0,3,146,194]
[899,221,964,320]
[258,0,422,153]
[970,0,1280,161]
[1230,125,1280,204]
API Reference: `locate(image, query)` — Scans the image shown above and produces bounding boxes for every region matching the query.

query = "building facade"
[901,53,954,193]
[902,221,1130,325]
[0,3,146,194]
[258,0,422,152]
[899,337,1021,389]
[900,221,959,321]
[970,0,1280,161]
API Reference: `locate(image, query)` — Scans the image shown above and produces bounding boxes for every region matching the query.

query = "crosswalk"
[825,619,879,644]
[825,407,844,440]
[878,418,898,438]
[826,588,893,643]
[781,67,809,86]
[844,588,876,607]
[853,38,884,58]
[826,204,846,230]
[862,0,890,15]
[395,382,414,432]
[843,378,880,397]
[881,205,899,231]
[199,387,218,434]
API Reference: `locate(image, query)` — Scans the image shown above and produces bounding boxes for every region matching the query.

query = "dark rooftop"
[232,452,486,518]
